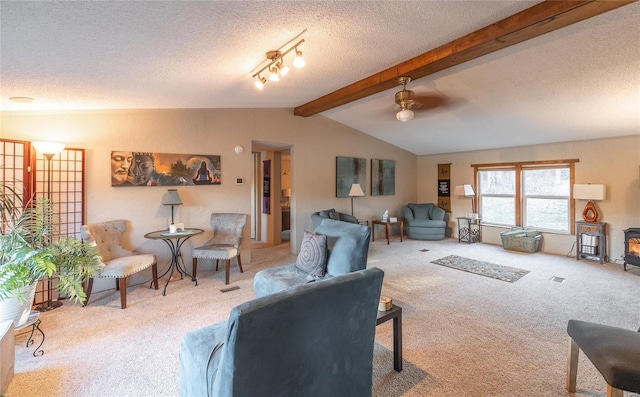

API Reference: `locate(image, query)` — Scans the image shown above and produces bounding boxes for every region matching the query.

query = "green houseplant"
[0,183,100,325]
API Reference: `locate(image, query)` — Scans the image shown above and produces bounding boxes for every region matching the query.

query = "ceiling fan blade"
[412,95,447,110]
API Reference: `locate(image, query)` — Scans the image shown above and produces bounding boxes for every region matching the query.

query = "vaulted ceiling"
[1,1,638,155]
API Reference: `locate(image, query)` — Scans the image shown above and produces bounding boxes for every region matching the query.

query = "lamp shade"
[573,184,606,201]
[454,184,475,197]
[162,189,183,206]
[33,141,65,155]
[396,108,414,122]
[348,183,365,197]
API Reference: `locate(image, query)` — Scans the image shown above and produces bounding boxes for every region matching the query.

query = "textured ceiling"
[1,1,638,155]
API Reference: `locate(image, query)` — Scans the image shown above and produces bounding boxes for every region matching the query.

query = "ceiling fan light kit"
[396,108,414,122]
[252,39,305,90]
[395,76,422,122]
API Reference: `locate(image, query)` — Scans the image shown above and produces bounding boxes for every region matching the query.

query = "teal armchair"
[403,203,446,240]
[180,268,384,397]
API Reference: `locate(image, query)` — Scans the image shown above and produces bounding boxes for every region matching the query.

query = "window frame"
[472,159,578,234]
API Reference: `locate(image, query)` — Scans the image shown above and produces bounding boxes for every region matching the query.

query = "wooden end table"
[376,304,402,372]
[372,219,404,244]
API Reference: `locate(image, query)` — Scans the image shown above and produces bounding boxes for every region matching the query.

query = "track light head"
[276,61,290,77]
[293,49,305,68]
[268,67,280,81]
[254,75,266,90]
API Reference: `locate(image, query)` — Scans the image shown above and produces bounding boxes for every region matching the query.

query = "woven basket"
[500,228,542,253]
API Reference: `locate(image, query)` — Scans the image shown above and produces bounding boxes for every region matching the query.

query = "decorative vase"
[0,283,37,327]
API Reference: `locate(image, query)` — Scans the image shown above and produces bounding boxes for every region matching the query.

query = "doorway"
[250,141,293,250]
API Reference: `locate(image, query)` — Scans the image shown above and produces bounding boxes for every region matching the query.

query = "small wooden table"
[376,304,402,372]
[371,219,404,244]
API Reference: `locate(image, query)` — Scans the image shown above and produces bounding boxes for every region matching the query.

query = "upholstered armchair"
[403,203,446,240]
[180,267,384,397]
[80,220,158,309]
[192,213,247,285]
[253,219,371,298]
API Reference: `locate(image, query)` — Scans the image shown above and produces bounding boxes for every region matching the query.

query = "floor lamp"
[33,141,65,312]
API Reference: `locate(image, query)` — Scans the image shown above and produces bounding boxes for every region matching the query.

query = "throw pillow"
[328,211,341,221]
[295,231,328,278]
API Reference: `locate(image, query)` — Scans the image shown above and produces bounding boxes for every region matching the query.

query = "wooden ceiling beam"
[294,0,636,117]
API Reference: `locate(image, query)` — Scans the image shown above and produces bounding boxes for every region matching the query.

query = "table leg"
[393,311,403,372]
[399,221,403,242]
[386,223,390,245]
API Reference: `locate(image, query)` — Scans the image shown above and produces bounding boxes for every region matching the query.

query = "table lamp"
[573,184,605,222]
[162,189,182,225]
[454,184,476,215]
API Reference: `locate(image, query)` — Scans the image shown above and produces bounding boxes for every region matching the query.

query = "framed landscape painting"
[336,156,366,197]
[371,159,395,196]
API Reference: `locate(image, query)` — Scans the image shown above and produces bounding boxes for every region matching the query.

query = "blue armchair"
[403,203,446,240]
[179,267,384,397]
[253,219,371,298]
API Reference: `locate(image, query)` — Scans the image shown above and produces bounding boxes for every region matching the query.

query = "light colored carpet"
[7,237,640,397]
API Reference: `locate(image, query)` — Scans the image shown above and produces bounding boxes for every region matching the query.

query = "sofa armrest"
[430,206,446,221]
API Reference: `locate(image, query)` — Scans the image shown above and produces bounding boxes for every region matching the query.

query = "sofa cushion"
[408,219,446,228]
[295,231,328,278]
[408,203,430,220]
[314,219,371,277]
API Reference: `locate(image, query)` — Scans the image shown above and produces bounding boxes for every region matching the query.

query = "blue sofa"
[311,208,358,230]
[179,267,384,397]
[253,219,370,298]
[403,203,446,240]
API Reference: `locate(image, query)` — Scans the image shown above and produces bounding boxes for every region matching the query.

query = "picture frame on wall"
[110,151,221,187]
[371,159,395,196]
[336,156,366,197]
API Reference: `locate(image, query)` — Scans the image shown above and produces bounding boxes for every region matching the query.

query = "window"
[474,160,577,233]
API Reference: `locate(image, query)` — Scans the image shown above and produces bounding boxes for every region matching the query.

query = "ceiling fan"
[394,76,446,122]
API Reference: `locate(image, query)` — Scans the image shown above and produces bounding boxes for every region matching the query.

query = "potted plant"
[0,183,100,326]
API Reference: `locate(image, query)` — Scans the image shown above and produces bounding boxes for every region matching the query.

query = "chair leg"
[115,279,119,290]
[83,278,94,307]
[191,258,198,282]
[566,337,579,392]
[606,385,623,397]
[118,277,127,309]
[225,260,230,285]
[236,253,244,273]
[215,259,219,271]
[152,263,159,290]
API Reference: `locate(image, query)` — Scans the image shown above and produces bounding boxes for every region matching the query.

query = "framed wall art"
[371,159,395,196]
[437,163,451,212]
[263,159,271,214]
[111,151,221,187]
[336,156,366,198]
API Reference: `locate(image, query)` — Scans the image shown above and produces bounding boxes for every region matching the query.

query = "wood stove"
[623,228,640,271]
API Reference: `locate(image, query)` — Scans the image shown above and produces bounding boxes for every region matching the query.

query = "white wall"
[1,108,417,291]
[417,135,640,261]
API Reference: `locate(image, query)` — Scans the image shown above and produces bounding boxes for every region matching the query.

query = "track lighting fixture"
[252,39,305,90]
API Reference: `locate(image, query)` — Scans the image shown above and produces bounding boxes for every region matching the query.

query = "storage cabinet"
[576,221,607,264]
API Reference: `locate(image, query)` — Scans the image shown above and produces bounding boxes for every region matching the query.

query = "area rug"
[431,255,529,283]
